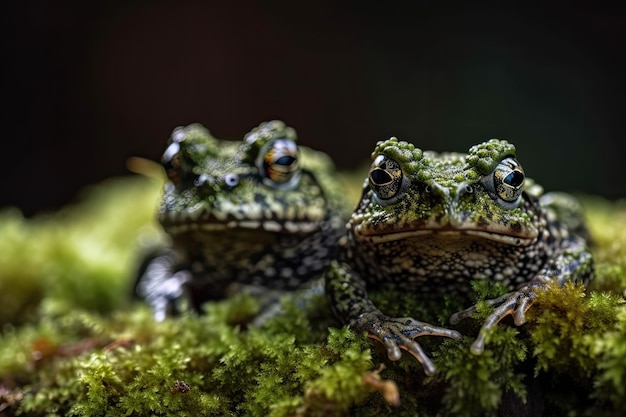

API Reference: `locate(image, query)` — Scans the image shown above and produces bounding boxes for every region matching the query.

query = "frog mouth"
[163,216,324,235]
[356,227,537,246]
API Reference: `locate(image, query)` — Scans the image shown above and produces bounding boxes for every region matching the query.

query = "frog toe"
[449,292,512,325]
[379,336,403,362]
[468,307,516,354]
[468,288,539,354]
[470,334,486,355]
[401,340,437,376]
[357,313,461,375]
[370,332,436,375]
[402,319,463,341]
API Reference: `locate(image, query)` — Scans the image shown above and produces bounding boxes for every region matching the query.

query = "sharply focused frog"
[326,137,593,375]
[136,120,345,321]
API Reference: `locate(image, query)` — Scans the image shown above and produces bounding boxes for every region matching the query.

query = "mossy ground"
[0,176,625,416]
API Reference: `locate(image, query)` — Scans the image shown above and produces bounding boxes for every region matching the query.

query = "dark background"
[5,1,626,216]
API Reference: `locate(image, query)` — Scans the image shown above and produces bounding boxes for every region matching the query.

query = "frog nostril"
[429,183,449,198]
[194,173,210,187]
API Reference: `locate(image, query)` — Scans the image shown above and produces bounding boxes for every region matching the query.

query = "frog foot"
[449,283,544,355]
[355,311,462,376]
[137,270,192,322]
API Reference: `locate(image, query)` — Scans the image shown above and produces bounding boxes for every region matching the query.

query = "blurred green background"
[5,2,625,215]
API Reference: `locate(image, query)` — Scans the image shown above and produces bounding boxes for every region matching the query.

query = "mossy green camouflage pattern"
[326,137,593,375]
[136,120,344,321]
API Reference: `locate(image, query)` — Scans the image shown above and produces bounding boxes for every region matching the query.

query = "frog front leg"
[136,249,192,322]
[326,260,462,375]
[450,241,593,354]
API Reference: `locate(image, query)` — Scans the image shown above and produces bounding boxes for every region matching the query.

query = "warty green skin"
[136,120,345,321]
[325,137,593,375]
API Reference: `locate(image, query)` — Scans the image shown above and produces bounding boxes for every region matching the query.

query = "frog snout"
[429,182,475,225]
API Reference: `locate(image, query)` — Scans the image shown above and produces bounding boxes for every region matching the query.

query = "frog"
[325,137,593,375]
[136,120,345,321]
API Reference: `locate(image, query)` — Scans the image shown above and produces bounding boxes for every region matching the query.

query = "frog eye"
[492,157,525,204]
[257,139,301,189]
[161,141,185,185]
[161,127,197,186]
[368,155,404,200]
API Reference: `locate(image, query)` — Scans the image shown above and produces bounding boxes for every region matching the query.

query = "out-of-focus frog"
[136,120,345,321]
[326,137,593,375]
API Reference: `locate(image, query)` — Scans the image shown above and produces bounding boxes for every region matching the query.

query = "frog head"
[158,120,332,236]
[352,137,541,246]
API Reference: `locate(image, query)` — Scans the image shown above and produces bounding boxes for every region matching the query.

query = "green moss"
[0,175,164,325]
[528,283,620,376]
[0,178,625,416]
[438,332,527,417]
[583,197,626,294]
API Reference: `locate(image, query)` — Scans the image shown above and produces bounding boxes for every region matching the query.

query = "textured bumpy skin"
[326,137,593,375]
[136,120,345,321]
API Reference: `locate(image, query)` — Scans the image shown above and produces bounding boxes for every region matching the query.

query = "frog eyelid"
[483,156,525,208]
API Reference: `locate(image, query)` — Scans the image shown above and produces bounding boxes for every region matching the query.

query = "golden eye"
[258,139,301,188]
[493,157,525,203]
[368,155,404,200]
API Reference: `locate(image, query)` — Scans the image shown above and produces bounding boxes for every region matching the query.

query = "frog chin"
[356,228,536,247]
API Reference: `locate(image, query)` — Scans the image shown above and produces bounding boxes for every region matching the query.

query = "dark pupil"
[504,171,524,187]
[370,168,392,185]
[275,155,295,166]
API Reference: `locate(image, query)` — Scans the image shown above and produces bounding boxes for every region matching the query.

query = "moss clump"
[0,175,164,325]
[584,197,626,294]
[2,295,374,417]
[0,179,625,416]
